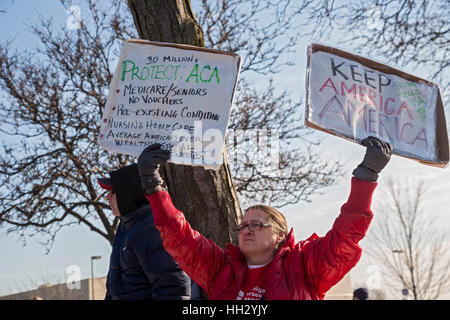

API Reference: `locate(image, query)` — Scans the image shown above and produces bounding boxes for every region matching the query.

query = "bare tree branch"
[0,0,342,249]
[367,177,450,299]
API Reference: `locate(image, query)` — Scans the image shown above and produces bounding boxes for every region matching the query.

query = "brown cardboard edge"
[435,90,449,165]
[307,43,449,168]
[225,57,243,139]
[126,38,241,59]
[304,120,448,168]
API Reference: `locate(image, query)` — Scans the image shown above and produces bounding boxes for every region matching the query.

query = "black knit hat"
[98,164,147,215]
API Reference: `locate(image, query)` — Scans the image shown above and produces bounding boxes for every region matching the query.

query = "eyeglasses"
[233,222,272,233]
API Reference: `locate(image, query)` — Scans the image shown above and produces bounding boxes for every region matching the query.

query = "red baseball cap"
[97,177,113,191]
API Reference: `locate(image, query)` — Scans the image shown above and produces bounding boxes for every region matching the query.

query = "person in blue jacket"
[97,163,196,300]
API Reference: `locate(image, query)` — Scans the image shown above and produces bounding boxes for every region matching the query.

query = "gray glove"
[352,136,393,182]
[137,143,171,194]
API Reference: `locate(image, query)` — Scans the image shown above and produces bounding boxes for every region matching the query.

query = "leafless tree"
[197,0,309,74]
[0,0,342,249]
[227,79,340,208]
[0,0,137,248]
[366,177,450,300]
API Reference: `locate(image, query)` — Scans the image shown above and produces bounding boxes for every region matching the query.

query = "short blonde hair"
[245,204,288,248]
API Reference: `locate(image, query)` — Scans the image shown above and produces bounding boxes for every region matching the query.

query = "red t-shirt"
[236,264,270,300]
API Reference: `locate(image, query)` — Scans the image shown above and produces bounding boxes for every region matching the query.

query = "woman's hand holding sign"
[352,136,393,182]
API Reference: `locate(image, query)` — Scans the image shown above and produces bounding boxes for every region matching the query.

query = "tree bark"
[127,0,241,247]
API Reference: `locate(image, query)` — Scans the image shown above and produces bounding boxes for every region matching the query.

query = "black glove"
[352,136,393,182]
[137,143,171,194]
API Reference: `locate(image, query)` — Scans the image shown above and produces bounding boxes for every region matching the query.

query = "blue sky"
[0,0,449,299]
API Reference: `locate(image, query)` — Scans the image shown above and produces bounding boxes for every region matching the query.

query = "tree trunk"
[127,0,241,247]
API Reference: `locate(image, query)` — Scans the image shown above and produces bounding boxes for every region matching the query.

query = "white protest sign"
[98,40,241,169]
[305,43,448,167]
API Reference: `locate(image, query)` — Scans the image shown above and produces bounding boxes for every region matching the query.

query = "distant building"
[0,277,106,300]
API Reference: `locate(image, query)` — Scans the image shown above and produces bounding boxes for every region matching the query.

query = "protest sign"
[98,39,241,169]
[305,43,448,167]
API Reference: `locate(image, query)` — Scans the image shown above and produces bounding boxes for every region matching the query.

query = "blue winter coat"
[104,164,192,300]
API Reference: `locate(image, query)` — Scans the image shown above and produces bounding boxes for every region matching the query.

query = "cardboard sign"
[305,43,448,167]
[98,39,241,169]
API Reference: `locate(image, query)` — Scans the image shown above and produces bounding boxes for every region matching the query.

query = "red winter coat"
[145,177,376,300]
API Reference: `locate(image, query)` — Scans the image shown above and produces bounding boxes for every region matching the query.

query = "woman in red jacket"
[137,136,392,300]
